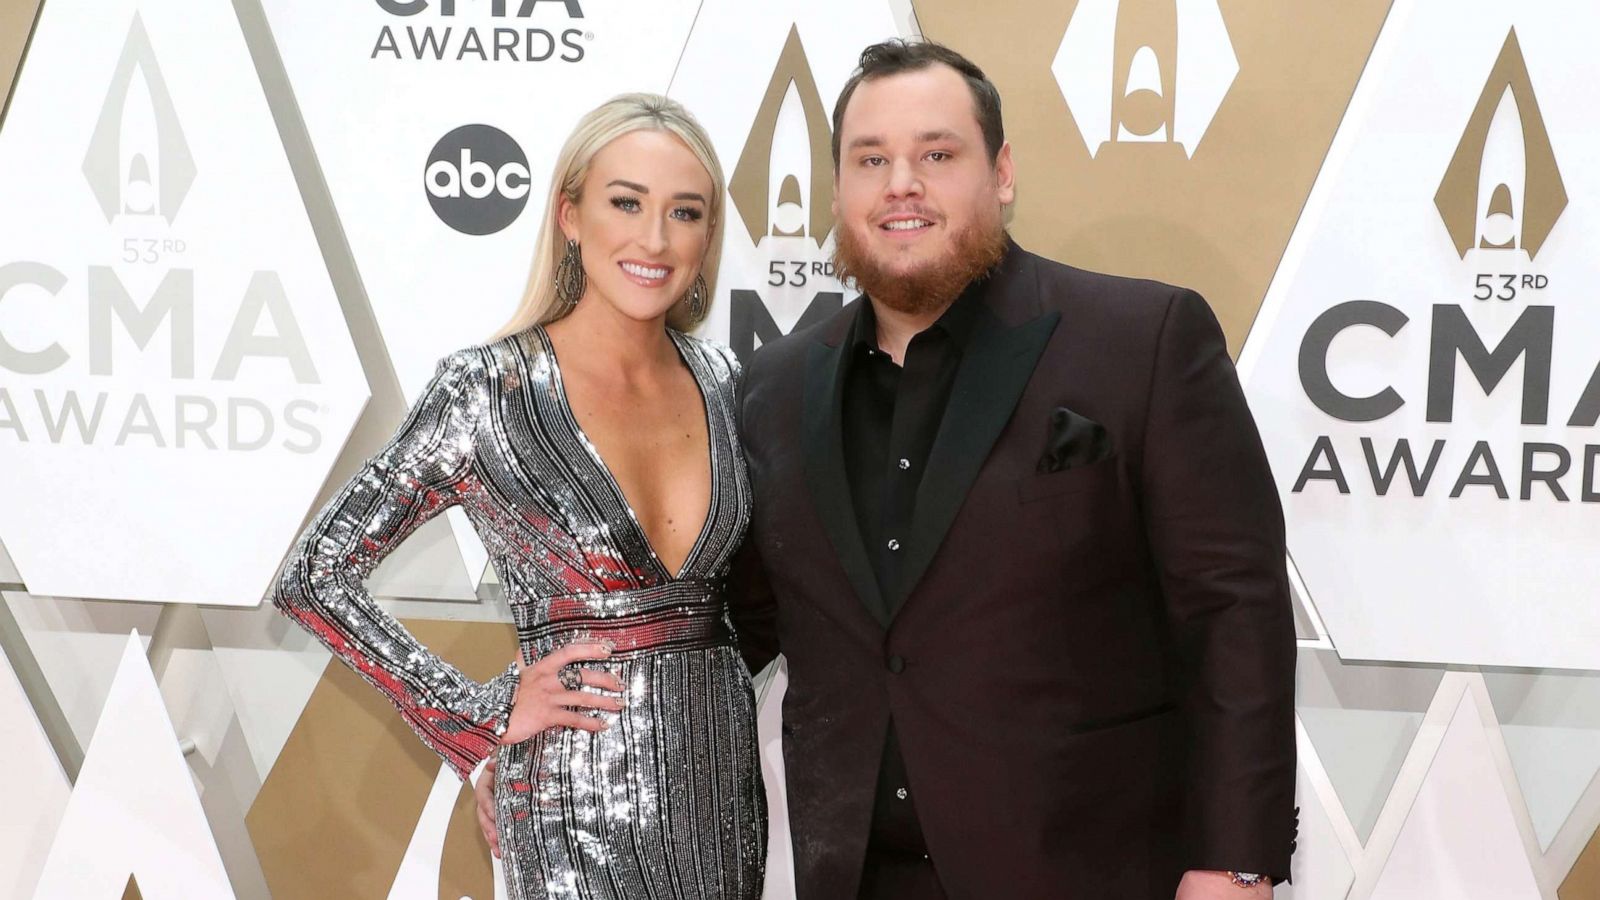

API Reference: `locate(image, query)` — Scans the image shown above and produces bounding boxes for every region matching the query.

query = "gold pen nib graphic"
[1434,28,1566,260]
[729,25,834,247]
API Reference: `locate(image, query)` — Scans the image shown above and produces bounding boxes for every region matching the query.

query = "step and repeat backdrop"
[2,0,1599,897]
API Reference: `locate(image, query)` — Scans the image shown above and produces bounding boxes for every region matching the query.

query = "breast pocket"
[1016,454,1120,504]
[1015,456,1129,584]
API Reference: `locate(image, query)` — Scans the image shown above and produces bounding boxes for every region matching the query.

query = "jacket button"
[887,655,906,674]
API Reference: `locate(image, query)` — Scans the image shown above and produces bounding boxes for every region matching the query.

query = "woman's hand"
[499,642,625,745]
[474,758,501,858]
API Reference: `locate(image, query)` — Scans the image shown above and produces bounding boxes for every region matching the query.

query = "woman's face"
[559,129,714,325]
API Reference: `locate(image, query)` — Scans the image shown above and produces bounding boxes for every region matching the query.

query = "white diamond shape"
[0,1,368,606]
[1051,0,1239,158]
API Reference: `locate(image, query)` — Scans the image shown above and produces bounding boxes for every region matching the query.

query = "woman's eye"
[610,196,641,212]
[672,207,705,222]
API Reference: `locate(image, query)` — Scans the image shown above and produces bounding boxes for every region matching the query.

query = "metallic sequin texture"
[274,326,765,899]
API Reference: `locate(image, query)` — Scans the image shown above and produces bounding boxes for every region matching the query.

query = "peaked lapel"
[802,304,892,626]
[889,252,1061,619]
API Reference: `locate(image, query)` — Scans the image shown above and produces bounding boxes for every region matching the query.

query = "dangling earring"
[554,239,585,312]
[683,274,709,325]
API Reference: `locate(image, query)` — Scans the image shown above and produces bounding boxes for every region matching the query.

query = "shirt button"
[887,655,906,673]
[898,458,910,470]
[887,539,901,551]
[895,787,908,800]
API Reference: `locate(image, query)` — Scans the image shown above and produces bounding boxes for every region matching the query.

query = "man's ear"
[993,141,1016,207]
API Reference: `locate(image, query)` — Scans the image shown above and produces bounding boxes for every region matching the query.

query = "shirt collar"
[848,268,992,357]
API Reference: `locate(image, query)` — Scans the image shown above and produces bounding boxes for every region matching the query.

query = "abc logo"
[424,124,531,235]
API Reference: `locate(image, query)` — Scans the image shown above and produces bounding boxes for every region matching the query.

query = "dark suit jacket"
[731,242,1297,899]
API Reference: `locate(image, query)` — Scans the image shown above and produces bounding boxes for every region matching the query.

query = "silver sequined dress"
[273,325,766,900]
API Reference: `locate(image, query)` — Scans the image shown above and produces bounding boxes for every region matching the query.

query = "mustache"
[873,204,942,223]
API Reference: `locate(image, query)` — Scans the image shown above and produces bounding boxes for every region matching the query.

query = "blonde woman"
[273,94,765,899]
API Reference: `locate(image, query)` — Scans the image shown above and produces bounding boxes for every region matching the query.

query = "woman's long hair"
[493,93,726,339]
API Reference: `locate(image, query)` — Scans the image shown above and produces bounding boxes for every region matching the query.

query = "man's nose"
[885,158,923,200]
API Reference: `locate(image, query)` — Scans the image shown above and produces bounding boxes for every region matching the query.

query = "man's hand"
[1176,870,1272,899]
[475,758,500,859]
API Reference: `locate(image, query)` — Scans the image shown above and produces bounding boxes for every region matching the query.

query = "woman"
[273,93,765,900]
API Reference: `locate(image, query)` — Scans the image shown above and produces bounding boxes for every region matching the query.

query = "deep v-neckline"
[536,325,717,582]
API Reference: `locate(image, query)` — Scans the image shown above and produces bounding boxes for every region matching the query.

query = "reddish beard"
[832,213,1008,316]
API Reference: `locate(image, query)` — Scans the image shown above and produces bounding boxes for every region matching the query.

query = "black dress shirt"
[840,281,985,891]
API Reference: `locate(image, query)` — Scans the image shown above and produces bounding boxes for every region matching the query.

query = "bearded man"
[729,39,1297,900]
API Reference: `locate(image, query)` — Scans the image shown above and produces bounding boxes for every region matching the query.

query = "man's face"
[832,64,1014,295]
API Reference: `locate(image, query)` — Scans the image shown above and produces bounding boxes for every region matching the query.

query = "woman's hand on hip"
[500,642,625,745]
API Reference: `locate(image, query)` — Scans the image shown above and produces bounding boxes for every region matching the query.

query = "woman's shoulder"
[440,328,547,379]
[414,331,542,406]
[671,329,741,385]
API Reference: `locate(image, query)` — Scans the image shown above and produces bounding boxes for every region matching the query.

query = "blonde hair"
[494,93,726,339]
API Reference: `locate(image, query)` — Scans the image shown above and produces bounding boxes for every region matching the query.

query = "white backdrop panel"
[1242,0,1600,669]
[0,0,368,606]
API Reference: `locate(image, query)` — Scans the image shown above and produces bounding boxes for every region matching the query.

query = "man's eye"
[862,156,886,167]
[927,151,950,162]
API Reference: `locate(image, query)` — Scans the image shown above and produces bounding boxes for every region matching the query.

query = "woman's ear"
[557,195,580,243]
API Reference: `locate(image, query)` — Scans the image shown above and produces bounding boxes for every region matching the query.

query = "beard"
[831,212,1008,316]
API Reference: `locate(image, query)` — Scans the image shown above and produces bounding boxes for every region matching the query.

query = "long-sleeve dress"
[272,325,766,900]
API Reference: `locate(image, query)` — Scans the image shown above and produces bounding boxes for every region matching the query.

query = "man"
[728,41,1295,899]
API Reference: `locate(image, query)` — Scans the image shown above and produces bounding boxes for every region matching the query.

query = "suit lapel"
[803,326,892,627]
[889,298,1061,620]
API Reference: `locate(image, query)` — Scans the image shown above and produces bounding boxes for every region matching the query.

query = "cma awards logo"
[0,14,324,455]
[425,124,532,235]
[726,25,843,364]
[371,0,592,63]
[1433,29,1567,259]
[1291,29,1587,504]
[1052,0,1239,158]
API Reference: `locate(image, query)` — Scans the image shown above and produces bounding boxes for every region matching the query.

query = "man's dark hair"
[830,40,1005,170]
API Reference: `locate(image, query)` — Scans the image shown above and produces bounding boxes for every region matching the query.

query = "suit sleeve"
[727,347,781,677]
[1138,289,1297,882]
[272,349,519,783]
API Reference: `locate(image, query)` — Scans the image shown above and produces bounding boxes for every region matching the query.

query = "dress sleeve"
[272,349,519,782]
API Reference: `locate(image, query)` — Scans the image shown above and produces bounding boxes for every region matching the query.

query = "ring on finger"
[557,666,583,691]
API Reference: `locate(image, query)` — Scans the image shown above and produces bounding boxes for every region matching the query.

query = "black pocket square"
[1038,407,1113,473]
